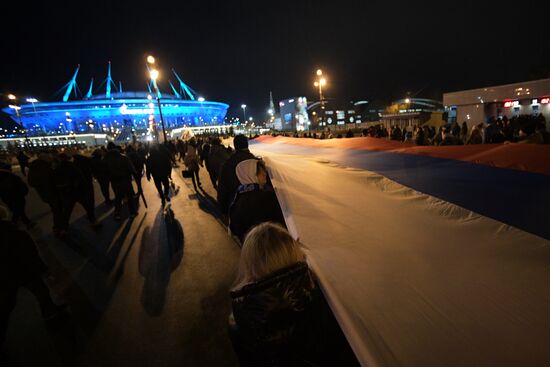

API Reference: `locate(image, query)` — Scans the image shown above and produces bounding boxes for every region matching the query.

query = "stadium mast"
[172,69,196,100]
[62,65,80,102]
[86,78,94,99]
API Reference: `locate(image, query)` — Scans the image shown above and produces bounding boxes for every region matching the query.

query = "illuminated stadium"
[1,63,229,145]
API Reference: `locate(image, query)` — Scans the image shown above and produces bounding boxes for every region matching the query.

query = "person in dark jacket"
[0,207,66,348]
[91,148,112,204]
[0,169,34,228]
[184,138,202,191]
[146,144,173,206]
[54,153,98,230]
[28,151,64,234]
[104,143,137,220]
[218,135,256,215]
[229,222,359,367]
[229,159,285,242]
[16,150,30,176]
[206,137,230,190]
[126,145,145,196]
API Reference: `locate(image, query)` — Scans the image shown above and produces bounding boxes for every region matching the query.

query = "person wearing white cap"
[228,159,285,242]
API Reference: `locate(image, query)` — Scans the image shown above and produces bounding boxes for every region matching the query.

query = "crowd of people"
[1,133,357,365]
[276,113,550,145]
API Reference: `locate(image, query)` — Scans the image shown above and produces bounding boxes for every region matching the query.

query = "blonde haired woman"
[229,222,359,366]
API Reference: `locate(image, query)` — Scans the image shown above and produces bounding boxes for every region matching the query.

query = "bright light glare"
[198,97,205,102]
[147,55,155,64]
[320,78,326,86]
[147,94,152,100]
[8,94,16,100]
[314,82,319,87]
[150,69,159,80]
[26,98,38,103]
[316,69,322,76]
[405,98,411,103]
[8,105,21,110]
[241,104,247,109]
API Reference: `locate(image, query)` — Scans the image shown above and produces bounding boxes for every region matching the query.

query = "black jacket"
[28,158,58,203]
[217,149,256,214]
[230,262,359,367]
[229,185,285,242]
[146,146,172,178]
[104,149,136,183]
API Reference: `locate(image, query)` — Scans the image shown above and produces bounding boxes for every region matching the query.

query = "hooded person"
[228,159,286,242]
[217,134,257,215]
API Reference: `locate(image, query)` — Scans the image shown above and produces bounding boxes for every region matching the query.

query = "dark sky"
[2,0,548,119]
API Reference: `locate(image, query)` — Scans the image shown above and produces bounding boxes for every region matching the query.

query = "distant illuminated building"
[1,63,229,142]
[278,97,310,131]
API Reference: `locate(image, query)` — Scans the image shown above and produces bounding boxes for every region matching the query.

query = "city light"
[405,98,411,104]
[320,78,326,86]
[26,98,38,103]
[150,69,159,80]
[316,69,322,76]
[198,97,205,102]
[147,55,155,64]
[8,94,16,100]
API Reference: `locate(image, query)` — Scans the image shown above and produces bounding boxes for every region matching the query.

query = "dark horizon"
[2,0,548,119]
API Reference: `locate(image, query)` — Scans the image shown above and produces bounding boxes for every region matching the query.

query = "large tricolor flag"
[249,136,550,367]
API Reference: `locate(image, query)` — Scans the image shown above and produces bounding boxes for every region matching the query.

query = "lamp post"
[147,56,167,143]
[241,104,247,125]
[314,69,327,128]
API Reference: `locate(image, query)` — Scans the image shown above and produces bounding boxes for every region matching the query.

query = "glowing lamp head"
[150,69,159,81]
[320,78,326,86]
[316,69,322,76]
[147,55,155,64]
[26,98,38,103]
[314,81,319,87]
[405,98,411,104]
[241,104,247,109]
[8,94,16,100]
[198,97,205,102]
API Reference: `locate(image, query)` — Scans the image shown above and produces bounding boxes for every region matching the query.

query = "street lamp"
[26,97,38,112]
[241,104,247,124]
[314,69,327,127]
[147,58,167,143]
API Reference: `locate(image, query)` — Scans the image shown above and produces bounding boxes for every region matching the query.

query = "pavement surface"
[3,163,241,367]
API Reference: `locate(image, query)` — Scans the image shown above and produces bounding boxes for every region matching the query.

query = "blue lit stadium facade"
[1,64,229,138]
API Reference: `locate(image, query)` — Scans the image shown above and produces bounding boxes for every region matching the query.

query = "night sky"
[2,0,548,119]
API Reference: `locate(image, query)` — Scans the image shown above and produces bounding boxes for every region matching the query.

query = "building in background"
[278,97,310,131]
[443,78,550,126]
[1,63,229,147]
[380,98,445,129]
[307,99,383,130]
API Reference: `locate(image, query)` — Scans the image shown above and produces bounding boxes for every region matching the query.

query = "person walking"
[16,150,30,177]
[206,137,230,190]
[217,134,256,215]
[184,138,202,191]
[54,153,99,231]
[28,151,64,235]
[126,145,146,198]
[104,143,137,220]
[0,169,34,228]
[91,148,112,204]
[146,144,173,206]
[229,159,285,242]
[229,222,359,366]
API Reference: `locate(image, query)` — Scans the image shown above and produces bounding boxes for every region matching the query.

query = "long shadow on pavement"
[33,206,147,360]
[139,205,184,316]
